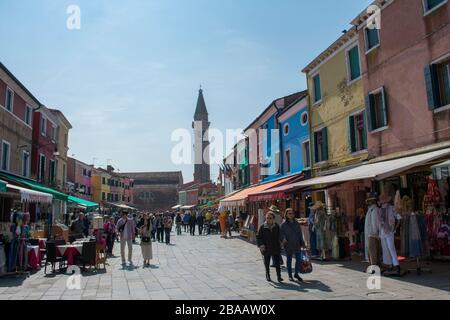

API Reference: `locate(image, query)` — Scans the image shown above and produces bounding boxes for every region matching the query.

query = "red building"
[31,106,59,187]
[352,0,450,159]
[67,157,93,201]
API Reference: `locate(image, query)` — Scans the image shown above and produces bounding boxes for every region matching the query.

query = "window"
[425,61,450,110]
[284,149,291,174]
[347,45,361,82]
[313,128,328,163]
[5,88,14,112]
[115,194,119,202]
[49,160,55,183]
[365,27,380,53]
[39,154,46,181]
[40,117,47,136]
[102,192,106,201]
[283,123,289,136]
[423,0,447,14]
[312,74,322,103]
[366,87,388,131]
[300,111,308,126]
[302,140,311,169]
[102,177,106,185]
[88,187,91,195]
[25,106,33,126]
[1,141,11,171]
[83,168,87,176]
[51,126,57,142]
[122,195,125,201]
[348,112,368,153]
[88,170,91,177]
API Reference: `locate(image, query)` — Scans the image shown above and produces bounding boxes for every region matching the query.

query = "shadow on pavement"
[270,279,333,293]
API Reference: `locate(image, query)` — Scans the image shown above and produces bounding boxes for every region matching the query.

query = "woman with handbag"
[140,213,153,267]
[280,208,305,282]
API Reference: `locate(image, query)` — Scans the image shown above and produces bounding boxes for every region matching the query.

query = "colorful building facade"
[67,157,93,201]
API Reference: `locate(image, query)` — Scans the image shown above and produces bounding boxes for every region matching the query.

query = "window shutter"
[365,95,373,132]
[444,65,450,104]
[381,87,388,127]
[348,116,356,153]
[362,111,368,150]
[424,64,440,110]
[322,127,328,161]
[311,132,316,164]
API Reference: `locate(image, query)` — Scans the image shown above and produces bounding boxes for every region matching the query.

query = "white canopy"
[180,205,196,209]
[431,159,450,169]
[289,148,450,189]
[7,184,53,204]
[171,205,182,209]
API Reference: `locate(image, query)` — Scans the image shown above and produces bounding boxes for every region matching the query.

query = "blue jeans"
[286,252,303,277]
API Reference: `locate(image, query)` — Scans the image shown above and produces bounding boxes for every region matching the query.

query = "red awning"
[247,173,305,202]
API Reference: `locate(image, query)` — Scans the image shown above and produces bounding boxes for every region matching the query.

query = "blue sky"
[0,0,371,183]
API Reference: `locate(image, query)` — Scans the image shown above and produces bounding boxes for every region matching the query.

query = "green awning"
[0,173,68,201]
[0,180,6,193]
[68,195,99,211]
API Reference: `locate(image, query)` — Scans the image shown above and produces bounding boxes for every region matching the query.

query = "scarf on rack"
[380,204,395,235]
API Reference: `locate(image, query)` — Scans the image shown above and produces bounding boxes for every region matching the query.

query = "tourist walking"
[189,212,197,235]
[175,212,182,235]
[183,211,190,232]
[257,212,283,283]
[197,212,204,235]
[116,211,136,266]
[140,214,153,267]
[164,214,173,245]
[227,213,234,237]
[280,208,304,282]
[156,213,165,243]
[103,216,116,257]
[268,205,284,266]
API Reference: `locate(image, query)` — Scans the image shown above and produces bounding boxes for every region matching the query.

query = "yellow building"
[302,27,370,210]
[91,168,111,204]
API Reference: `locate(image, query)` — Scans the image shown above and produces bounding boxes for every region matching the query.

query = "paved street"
[1,230,449,300]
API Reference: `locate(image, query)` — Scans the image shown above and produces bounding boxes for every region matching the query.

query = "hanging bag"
[300,248,313,274]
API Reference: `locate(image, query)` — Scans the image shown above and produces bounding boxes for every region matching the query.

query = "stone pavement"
[0,230,449,300]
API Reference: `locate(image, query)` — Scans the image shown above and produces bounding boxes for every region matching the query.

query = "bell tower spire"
[192,87,211,183]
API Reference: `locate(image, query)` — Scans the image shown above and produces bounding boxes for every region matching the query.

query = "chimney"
[107,165,115,173]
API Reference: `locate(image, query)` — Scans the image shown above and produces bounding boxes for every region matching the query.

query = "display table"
[56,244,83,265]
[38,238,46,251]
[27,245,41,271]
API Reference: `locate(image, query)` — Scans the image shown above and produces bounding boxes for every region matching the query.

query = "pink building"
[67,157,93,201]
[352,0,450,159]
[123,177,134,204]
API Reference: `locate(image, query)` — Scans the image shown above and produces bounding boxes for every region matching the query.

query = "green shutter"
[362,111,368,150]
[349,47,361,81]
[314,75,322,102]
[322,127,328,161]
[311,132,316,164]
[444,65,450,105]
[348,116,356,153]
[365,95,373,132]
[381,87,388,127]
[424,64,440,110]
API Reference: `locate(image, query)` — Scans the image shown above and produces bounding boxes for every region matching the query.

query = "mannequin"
[313,201,327,261]
[379,193,402,275]
[364,193,381,267]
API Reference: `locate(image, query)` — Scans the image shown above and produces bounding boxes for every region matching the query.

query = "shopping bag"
[300,248,313,274]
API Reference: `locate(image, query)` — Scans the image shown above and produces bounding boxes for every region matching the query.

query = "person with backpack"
[116,211,136,266]
[175,212,182,235]
[280,208,305,282]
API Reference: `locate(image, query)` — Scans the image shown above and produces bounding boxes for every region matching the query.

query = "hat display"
[312,201,325,209]
[365,192,378,203]
[379,193,392,204]
[268,205,280,213]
